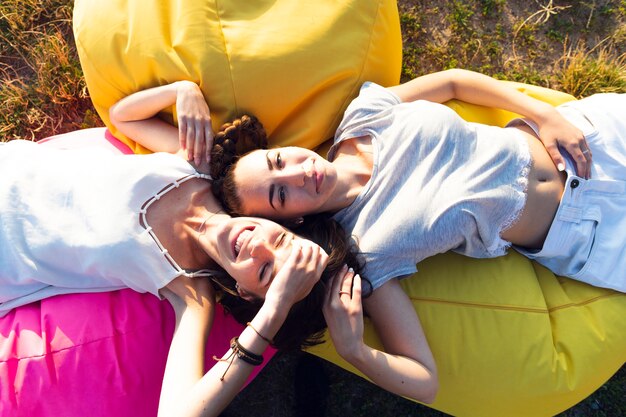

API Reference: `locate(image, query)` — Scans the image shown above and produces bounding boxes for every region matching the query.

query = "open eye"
[276,152,282,168]
[278,186,286,205]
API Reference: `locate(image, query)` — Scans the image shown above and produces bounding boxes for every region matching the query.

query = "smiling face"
[232,147,338,220]
[210,216,308,300]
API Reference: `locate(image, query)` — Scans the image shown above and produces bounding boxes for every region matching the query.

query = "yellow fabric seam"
[322,0,382,143]
[408,292,621,313]
[214,0,239,115]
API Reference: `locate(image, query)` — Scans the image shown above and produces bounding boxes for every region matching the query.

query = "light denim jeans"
[516,93,626,293]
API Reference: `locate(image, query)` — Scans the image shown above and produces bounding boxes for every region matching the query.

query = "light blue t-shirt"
[329,82,531,289]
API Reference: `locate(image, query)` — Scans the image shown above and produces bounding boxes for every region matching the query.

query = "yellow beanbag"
[73,0,401,154]
[74,2,625,416]
[309,84,625,417]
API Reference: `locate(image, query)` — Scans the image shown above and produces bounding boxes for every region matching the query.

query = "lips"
[308,159,322,194]
[233,226,254,259]
[315,171,324,194]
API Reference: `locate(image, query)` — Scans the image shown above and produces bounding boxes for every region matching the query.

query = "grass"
[0,0,99,140]
[1,0,624,416]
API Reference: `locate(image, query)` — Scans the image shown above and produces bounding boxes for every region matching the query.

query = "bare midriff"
[500,124,567,250]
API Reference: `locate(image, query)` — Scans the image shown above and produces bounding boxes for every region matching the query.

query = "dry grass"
[0,0,100,141]
[0,0,624,416]
[556,41,626,97]
[398,0,626,90]
[1,0,625,140]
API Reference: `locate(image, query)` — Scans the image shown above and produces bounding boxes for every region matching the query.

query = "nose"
[249,237,272,259]
[281,164,306,187]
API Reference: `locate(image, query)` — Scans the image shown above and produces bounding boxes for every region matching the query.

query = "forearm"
[108,81,197,153]
[161,300,288,417]
[391,69,558,123]
[159,304,214,417]
[448,69,558,123]
[344,343,438,404]
[110,83,179,123]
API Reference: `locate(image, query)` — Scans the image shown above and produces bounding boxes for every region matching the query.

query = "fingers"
[175,82,214,166]
[279,240,326,302]
[352,273,362,304]
[544,142,566,173]
[177,117,214,165]
[564,138,592,179]
[538,114,591,179]
[178,119,187,152]
[579,140,592,179]
[205,127,214,164]
[186,123,195,162]
[546,134,592,179]
[339,267,355,297]
[324,265,360,307]
[325,264,348,304]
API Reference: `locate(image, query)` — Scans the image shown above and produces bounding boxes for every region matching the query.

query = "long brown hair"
[213,213,368,351]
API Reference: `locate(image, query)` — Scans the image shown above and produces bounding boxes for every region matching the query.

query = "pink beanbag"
[0,129,275,417]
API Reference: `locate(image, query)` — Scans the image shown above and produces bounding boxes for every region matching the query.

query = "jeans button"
[570,179,580,188]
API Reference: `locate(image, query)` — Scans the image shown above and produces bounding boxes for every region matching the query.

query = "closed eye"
[260,263,269,282]
[275,232,286,247]
[265,232,290,284]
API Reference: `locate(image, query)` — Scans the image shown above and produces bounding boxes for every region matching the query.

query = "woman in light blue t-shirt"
[145,70,626,404]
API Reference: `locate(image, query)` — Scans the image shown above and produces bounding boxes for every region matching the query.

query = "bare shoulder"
[336,135,372,154]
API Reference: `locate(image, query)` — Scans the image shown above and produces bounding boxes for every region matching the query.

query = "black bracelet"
[230,337,264,366]
[213,337,265,381]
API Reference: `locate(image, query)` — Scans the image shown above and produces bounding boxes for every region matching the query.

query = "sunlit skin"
[111,70,591,415]
[108,80,338,417]
[234,148,336,218]
[202,214,304,300]
[234,143,372,219]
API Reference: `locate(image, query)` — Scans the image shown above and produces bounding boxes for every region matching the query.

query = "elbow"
[443,68,466,100]
[418,370,439,405]
[109,103,120,128]
[421,379,439,404]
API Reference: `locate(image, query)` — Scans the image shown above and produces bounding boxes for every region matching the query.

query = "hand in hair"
[175,81,215,167]
[264,240,329,316]
[322,265,364,358]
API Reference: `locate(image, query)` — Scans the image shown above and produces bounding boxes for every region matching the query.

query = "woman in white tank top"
[1,82,363,417]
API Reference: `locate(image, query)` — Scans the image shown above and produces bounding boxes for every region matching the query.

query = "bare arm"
[109,81,213,167]
[159,276,216,417]
[388,69,591,178]
[323,270,438,403]
[159,240,328,417]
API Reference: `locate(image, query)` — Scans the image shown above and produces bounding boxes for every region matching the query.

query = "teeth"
[235,230,252,256]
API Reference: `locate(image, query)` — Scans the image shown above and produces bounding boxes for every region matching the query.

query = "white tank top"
[0,140,213,316]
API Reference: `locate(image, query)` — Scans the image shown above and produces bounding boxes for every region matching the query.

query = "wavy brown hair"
[210,114,266,216]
